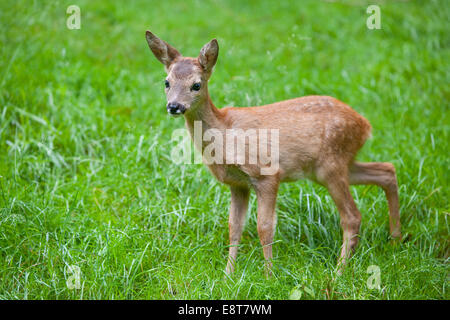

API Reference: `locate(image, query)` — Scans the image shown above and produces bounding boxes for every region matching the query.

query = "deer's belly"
[206,163,251,187]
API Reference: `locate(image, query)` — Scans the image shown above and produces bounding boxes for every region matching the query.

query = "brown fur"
[146,31,402,276]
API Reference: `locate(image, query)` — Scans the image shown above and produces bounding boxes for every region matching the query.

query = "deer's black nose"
[167,102,185,115]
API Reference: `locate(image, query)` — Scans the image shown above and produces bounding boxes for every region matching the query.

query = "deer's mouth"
[167,109,185,117]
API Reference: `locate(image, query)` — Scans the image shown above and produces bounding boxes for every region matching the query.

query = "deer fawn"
[145,31,402,276]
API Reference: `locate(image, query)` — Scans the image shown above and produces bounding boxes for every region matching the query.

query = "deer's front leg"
[225,186,250,275]
[254,176,279,277]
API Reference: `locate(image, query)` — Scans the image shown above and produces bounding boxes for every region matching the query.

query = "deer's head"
[146,31,218,116]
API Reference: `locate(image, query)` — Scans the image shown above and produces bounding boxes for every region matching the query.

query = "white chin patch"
[168,109,183,117]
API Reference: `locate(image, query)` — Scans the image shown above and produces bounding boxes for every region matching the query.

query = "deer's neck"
[184,93,226,147]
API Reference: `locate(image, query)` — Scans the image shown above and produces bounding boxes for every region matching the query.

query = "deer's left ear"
[198,39,219,77]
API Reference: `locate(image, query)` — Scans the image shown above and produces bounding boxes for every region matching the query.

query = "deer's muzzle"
[167,102,186,115]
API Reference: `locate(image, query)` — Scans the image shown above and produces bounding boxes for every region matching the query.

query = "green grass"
[0,0,448,299]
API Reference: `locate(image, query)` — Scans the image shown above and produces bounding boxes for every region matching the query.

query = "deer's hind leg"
[317,163,362,273]
[349,161,401,239]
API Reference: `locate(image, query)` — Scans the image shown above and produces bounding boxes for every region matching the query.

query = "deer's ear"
[146,31,181,70]
[198,39,219,76]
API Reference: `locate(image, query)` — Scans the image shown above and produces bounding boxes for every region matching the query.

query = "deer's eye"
[164,80,170,88]
[191,82,201,91]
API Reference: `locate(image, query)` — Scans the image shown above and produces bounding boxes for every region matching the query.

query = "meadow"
[0,0,448,299]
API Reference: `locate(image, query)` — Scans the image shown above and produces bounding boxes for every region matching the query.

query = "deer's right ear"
[145,31,181,70]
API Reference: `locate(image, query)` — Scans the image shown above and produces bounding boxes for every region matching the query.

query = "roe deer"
[145,31,402,276]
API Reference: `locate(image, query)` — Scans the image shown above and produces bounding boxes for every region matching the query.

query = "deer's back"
[222,95,372,181]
